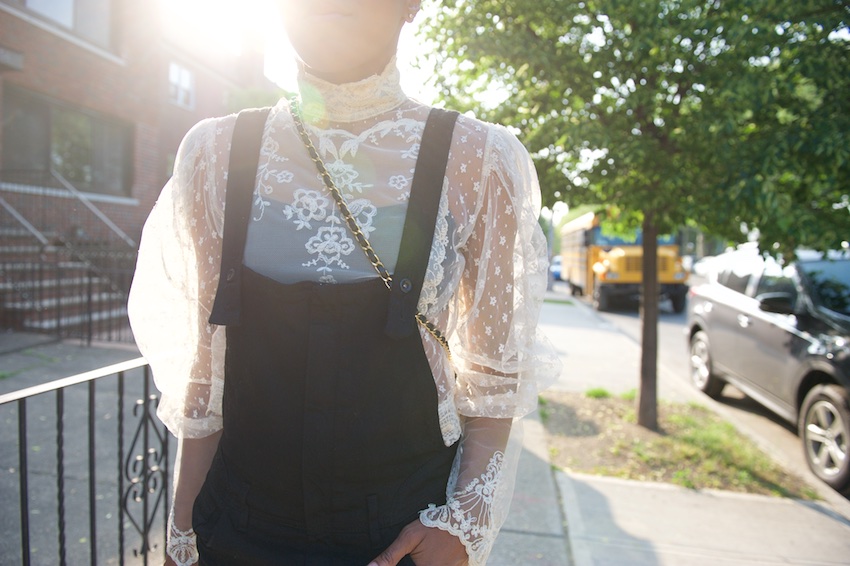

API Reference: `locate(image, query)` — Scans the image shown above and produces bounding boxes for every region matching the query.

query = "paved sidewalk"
[4,291,850,565]
[525,289,850,566]
[0,332,142,395]
[489,410,571,565]
[558,472,850,566]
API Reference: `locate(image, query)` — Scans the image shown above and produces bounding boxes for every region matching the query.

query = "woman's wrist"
[167,508,199,566]
[170,502,194,532]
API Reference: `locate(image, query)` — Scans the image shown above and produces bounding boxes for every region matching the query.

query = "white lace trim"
[418,182,450,314]
[420,451,505,566]
[167,513,199,566]
[298,58,408,123]
[438,396,462,445]
[131,86,561,446]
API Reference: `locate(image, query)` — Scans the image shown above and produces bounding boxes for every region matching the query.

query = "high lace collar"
[296,58,409,124]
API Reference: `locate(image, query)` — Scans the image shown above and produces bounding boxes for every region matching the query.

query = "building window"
[26,0,73,27]
[169,62,195,109]
[2,87,133,197]
[2,0,114,48]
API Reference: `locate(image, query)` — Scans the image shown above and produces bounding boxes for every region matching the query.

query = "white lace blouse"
[128,61,560,565]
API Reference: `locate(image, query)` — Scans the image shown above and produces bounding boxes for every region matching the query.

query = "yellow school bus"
[560,211,689,312]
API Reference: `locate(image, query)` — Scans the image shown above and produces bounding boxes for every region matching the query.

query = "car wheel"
[593,283,611,311]
[688,330,725,398]
[800,384,850,493]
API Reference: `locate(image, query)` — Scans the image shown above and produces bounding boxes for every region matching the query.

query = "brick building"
[0,0,280,340]
[0,0,278,240]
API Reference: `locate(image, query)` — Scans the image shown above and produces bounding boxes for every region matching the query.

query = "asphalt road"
[555,280,850,519]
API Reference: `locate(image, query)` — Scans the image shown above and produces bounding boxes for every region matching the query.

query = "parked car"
[687,246,850,493]
[550,255,562,281]
[692,254,721,278]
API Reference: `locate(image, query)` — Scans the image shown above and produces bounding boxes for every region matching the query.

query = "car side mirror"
[758,292,796,315]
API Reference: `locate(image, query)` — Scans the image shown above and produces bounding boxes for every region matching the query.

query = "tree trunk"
[638,211,659,431]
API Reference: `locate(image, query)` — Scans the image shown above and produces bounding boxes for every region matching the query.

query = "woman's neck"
[297,58,408,124]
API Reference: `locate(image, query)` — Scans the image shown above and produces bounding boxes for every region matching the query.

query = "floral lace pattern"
[420,451,505,566]
[128,59,560,564]
[251,99,425,284]
[166,518,199,566]
[299,62,408,123]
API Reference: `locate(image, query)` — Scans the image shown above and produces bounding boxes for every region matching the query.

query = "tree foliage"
[418,0,850,253]
[418,0,850,429]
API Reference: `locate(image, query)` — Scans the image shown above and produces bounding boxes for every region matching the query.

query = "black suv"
[687,246,850,493]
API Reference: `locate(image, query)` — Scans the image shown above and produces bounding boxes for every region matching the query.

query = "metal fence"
[0,358,171,566]
[0,174,138,344]
[0,243,136,344]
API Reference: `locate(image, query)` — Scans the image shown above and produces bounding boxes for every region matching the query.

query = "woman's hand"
[367,520,468,566]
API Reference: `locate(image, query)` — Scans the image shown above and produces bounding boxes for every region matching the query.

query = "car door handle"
[737,314,750,328]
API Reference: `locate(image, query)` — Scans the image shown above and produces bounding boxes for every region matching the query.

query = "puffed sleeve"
[128,116,234,439]
[452,124,560,417]
[420,124,561,565]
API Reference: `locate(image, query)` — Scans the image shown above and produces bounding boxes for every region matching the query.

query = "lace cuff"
[419,451,505,566]
[167,520,199,566]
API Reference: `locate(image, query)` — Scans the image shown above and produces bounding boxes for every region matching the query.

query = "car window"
[798,259,850,316]
[718,261,752,294]
[754,262,798,305]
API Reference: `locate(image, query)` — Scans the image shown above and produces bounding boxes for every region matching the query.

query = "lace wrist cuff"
[419,505,481,565]
[419,451,505,566]
[167,522,199,566]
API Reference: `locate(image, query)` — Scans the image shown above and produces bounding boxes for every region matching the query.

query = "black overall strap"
[385,108,459,339]
[208,107,272,326]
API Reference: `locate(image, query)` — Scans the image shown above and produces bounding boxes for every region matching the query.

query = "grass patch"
[633,405,804,496]
[542,391,816,499]
[538,396,550,423]
[620,389,637,402]
[585,387,611,399]
[544,298,574,305]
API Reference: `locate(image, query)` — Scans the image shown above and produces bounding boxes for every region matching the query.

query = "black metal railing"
[0,241,136,344]
[0,181,137,344]
[0,358,171,565]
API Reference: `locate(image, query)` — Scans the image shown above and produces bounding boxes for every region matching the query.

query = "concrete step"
[0,226,36,237]
[0,244,62,255]
[1,261,88,272]
[0,276,107,292]
[3,291,125,311]
[22,307,129,331]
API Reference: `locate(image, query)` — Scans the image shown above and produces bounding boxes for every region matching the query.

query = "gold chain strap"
[289,97,452,359]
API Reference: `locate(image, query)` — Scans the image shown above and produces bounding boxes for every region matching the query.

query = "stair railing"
[51,171,136,249]
[0,195,50,246]
[0,173,138,343]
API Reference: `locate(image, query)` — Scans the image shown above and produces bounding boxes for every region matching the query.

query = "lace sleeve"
[128,115,234,439]
[451,124,560,419]
[419,124,560,564]
[420,417,521,566]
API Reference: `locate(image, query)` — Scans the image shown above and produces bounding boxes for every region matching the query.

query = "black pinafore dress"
[193,108,460,565]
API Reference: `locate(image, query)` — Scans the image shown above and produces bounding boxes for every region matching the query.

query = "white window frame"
[168,62,196,110]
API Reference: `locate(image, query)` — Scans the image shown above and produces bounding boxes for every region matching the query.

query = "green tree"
[418,0,850,429]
